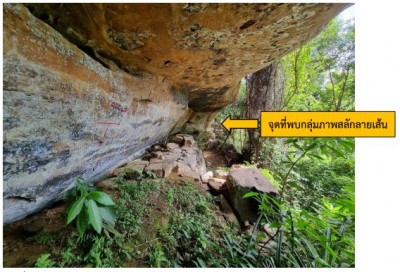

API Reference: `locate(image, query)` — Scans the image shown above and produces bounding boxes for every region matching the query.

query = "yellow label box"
[260,111,396,137]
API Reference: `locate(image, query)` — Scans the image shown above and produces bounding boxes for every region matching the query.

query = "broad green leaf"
[89,191,114,206]
[86,199,102,234]
[67,197,85,224]
[99,207,117,225]
[242,191,259,199]
[76,209,88,237]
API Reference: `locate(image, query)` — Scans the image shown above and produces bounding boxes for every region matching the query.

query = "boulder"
[264,223,278,238]
[166,142,180,151]
[220,195,239,225]
[226,167,278,222]
[153,145,163,151]
[142,152,153,161]
[140,136,206,182]
[200,183,210,192]
[170,148,183,154]
[110,168,125,177]
[126,160,150,170]
[208,177,226,185]
[149,158,166,164]
[151,151,164,159]
[145,160,178,178]
[171,134,184,145]
[162,161,176,178]
[201,171,213,184]
[144,163,164,177]
[110,160,149,177]
[183,135,195,147]
[182,145,197,154]
[215,170,228,180]
[95,178,119,190]
[208,179,227,195]
[171,163,200,181]
[205,140,218,151]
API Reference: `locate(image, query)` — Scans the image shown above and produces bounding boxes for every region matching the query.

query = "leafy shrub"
[35,253,55,268]
[149,243,168,267]
[66,177,117,236]
[242,137,355,268]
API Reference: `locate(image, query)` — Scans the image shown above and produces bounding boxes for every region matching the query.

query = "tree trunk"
[244,61,285,166]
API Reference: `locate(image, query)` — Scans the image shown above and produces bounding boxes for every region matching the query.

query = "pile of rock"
[104,134,278,230]
[201,169,228,194]
[107,134,206,182]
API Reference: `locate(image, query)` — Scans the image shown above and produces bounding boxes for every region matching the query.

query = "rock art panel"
[3,4,190,223]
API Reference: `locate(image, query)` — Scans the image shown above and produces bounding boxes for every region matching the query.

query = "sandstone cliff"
[3,3,350,223]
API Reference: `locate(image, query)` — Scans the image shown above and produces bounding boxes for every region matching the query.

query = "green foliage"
[32,139,354,268]
[140,181,266,268]
[35,232,61,245]
[290,155,354,211]
[51,174,164,267]
[149,243,168,267]
[261,169,279,188]
[281,17,354,112]
[144,170,158,179]
[244,137,355,267]
[35,253,55,268]
[265,137,355,212]
[65,177,116,237]
[215,80,249,152]
[248,185,355,267]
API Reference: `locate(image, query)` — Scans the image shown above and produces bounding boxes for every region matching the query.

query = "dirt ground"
[3,201,69,267]
[203,150,230,167]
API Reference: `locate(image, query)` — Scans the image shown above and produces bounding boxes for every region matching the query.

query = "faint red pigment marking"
[95,121,120,145]
[110,102,128,113]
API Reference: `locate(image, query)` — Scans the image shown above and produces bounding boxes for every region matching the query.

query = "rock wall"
[23,3,350,113]
[3,3,350,223]
[3,4,191,223]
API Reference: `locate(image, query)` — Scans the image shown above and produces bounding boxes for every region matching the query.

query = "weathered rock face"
[3,4,190,223]
[226,166,278,222]
[24,3,349,114]
[3,3,349,223]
